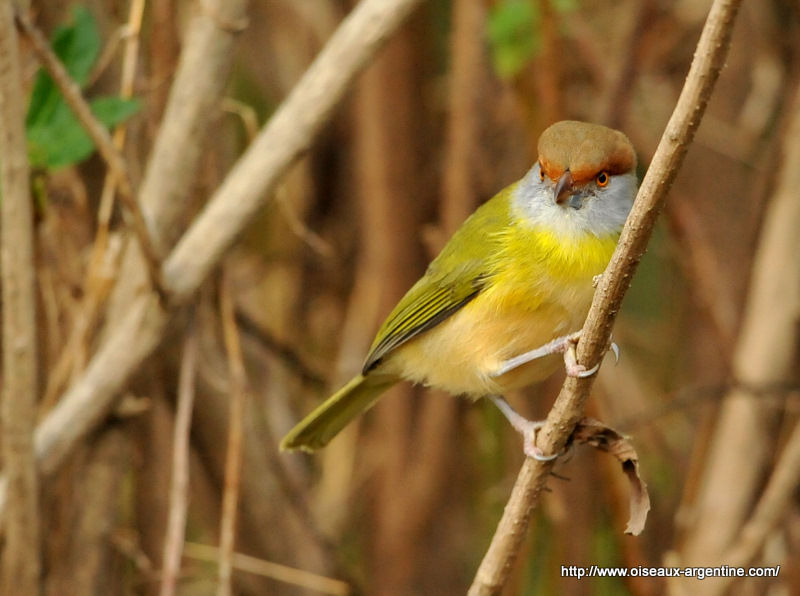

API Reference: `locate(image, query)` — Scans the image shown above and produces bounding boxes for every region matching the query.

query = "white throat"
[511,163,636,240]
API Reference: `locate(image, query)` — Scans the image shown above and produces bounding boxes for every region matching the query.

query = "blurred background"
[11,0,800,594]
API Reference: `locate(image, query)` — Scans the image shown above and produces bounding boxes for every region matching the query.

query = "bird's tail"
[279,374,397,452]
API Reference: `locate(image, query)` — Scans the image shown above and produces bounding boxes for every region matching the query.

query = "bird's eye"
[595,171,609,187]
[538,163,545,181]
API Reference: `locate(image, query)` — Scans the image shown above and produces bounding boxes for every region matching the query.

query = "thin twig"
[159,319,199,596]
[234,309,326,389]
[468,0,743,593]
[94,0,146,257]
[217,272,248,596]
[182,542,350,595]
[14,10,166,298]
[0,0,41,591]
[42,0,146,412]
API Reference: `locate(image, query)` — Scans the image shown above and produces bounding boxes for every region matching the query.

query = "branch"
[722,420,800,569]
[718,87,800,572]
[217,273,248,596]
[182,542,350,595]
[134,0,249,252]
[675,63,800,589]
[0,0,424,516]
[35,0,251,474]
[468,0,743,593]
[159,322,198,596]
[15,10,165,296]
[0,0,41,591]
[161,0,425,300]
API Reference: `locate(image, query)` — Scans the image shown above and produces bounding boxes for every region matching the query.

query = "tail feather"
[280,374,396,452]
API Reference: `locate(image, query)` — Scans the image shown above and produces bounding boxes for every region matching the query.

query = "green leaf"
[27,97,140,169]
[53,6,100,86]
[90,96,141,127]
[487,0,541,79]
[26,6,100,129]
[24,6,140,170]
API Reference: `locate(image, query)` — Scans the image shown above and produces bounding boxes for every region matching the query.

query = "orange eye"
[595,171,609,187]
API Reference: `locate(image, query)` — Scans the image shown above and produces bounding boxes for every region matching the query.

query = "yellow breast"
[384,227,618,397]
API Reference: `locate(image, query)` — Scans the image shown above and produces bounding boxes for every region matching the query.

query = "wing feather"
[361,184,516,373]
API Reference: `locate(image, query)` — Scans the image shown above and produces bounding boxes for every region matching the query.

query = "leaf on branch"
[24,6,141,170]
[570,417,651,536]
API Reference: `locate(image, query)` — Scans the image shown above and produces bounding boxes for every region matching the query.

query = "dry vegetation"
[0,0,799,595]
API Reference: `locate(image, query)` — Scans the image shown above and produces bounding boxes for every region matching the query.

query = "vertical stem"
[217,273,249,596]
[0,0,41,593]
[160,321,199,596]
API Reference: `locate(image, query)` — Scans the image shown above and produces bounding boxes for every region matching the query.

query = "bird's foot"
[491,331,581,378]
[488,396,560,461]
[563,333,621,377]
[562,332,599,378]
[491,332,620,380]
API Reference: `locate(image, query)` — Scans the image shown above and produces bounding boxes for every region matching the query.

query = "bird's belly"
[384,282,593,397]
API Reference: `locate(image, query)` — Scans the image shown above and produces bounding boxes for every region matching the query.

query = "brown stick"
[42,0,146,412]
[468,0,743,593]
[718,87,800,572]
[14,11,165,297]
[159,322,198,596]
[161,0,425,300]
[674,68,800,595]
[182,542,350,595]
[0,1,41,592]
[217,274,248,596]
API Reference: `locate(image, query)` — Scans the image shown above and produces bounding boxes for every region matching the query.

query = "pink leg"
[491,331,601,379]
[488,396,559,461]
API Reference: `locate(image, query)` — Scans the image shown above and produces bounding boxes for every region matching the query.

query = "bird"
[280,120,637,458]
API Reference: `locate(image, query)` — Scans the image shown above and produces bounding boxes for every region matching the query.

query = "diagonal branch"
[161,0,424,300]
[468,0,743,593]
[0,0,425,515]
[14,11,166,297]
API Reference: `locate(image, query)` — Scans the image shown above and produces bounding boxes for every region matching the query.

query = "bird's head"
[514,120,638,239]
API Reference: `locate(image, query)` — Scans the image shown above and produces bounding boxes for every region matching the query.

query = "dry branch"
[42,0,145,411]
[182,542,350,595]
[134,0,249,252]
[161,0,425,300]
[0,0,424,520]
[159,323,198,596]
[468,0,743,593]
[675,69,800,593]
[0,0,41,591]
[94,0,146,249]
[15,10,165,295]
[217,275,248,596]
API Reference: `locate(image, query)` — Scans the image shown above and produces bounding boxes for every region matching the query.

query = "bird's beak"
[554,169,574,205]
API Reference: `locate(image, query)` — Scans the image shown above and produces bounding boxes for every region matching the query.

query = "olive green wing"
[362,265,488,372]
[362,185,514,373]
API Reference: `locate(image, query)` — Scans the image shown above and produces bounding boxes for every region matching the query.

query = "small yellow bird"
[280,120,637,458]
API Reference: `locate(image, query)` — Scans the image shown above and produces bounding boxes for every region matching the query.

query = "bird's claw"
[520,421,561,461]
[563,333,619,377]
[610,341,620,364]
[563,333,599,378]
